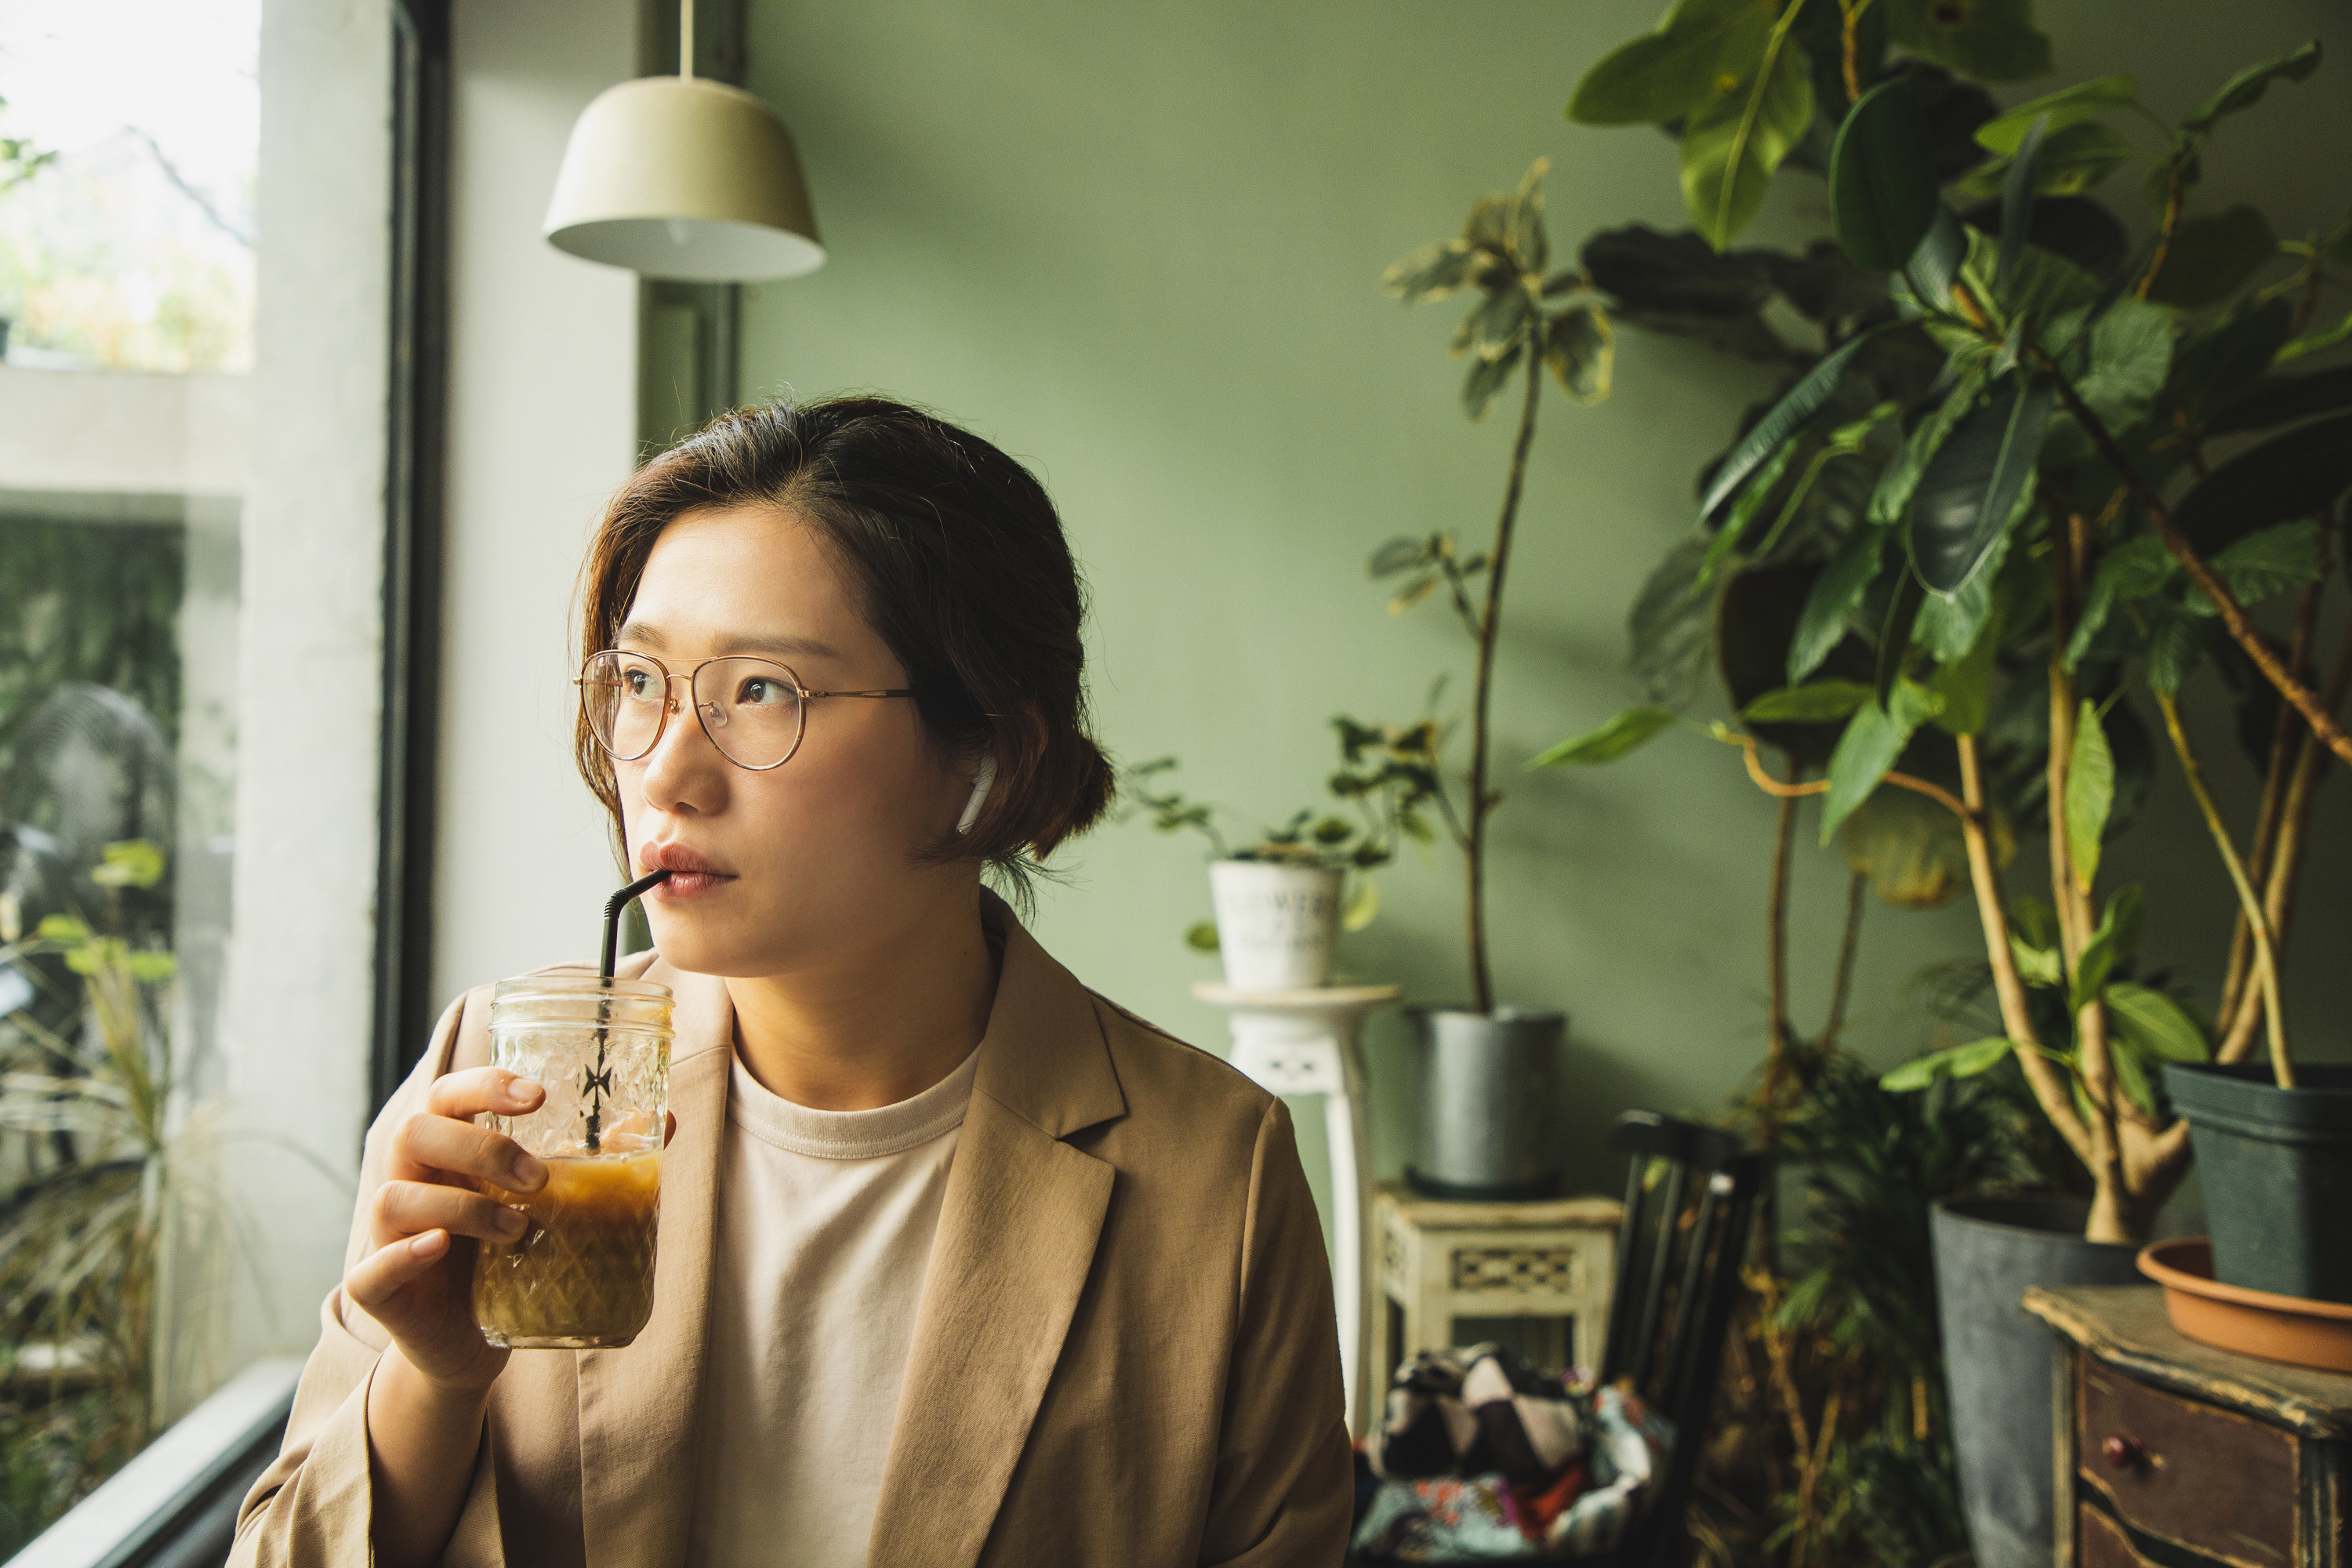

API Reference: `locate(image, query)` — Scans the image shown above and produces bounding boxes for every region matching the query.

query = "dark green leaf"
[1385,241,1476,302]
[2074,297,2174,429]
[1909,378,2053,594]
[1787,524,1887,684]
[2183,40,2322,132]
[1915,529,2006,663]
[1820,679,1943,841]
[2205,367,2352,436]
[1629,538,1726,706]
[2278,305,2352,365]
[2174,412,2352,553]
[1839,784,1972,909]
[2064,534,2175,668]
[2144,205,2280,309]
[1886,0,2051,81]
[1927,573,2003,735]
[1905,204,1969,315]
[1869,369,1984,527]
[2063,699,2113,891]
[1706,431,1805,580]
[1462,285,1535,360]
[1530,705,1680,768]
[1701,325,1896,521]
[2201,520,2324,610]
[1369,536,1431,577]
[2109,1037,2158,1117]
[1462,341,1525,419]
[2010,894,2060,951]
[1681,31,1817,250]
[2104,982,2209,1062]
[1880,1037,2015,1092]
[1513,160,1551,274]
[1831,79,1939,271]
[2171,296,2294,413]
[1874,570,1928,710]
[1973,75,2138,152]
[1995,114,2049,299]
[1566,0,1776,125]
[1744,680,1874,723]
[2145,607,2207,695]
[1960,120,2135,205]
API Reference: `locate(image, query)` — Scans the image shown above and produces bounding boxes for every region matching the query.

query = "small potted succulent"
[1122,717,1447,992]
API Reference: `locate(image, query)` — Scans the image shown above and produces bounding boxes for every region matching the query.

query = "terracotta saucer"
[2138,1238,2352,1374]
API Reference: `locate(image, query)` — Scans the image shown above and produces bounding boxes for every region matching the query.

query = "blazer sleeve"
[1198,1098,1354,1567]
[228,991,510,1568]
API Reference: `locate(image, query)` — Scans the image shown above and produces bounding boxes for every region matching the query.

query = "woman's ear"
[955,753,998,836]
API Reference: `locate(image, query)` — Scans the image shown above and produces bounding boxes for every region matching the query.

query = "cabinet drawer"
[2078,1358,2295,1567]
[2080,1502,2157,1568]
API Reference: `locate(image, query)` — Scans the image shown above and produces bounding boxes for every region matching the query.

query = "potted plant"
[1369,159,1617,1198]
[1539,10,2350,1562]
[1122,715,1446,992]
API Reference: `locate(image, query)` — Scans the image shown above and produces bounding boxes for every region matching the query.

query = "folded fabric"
[1352,1344,1674,1563]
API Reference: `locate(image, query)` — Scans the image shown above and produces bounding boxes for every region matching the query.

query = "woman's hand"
[343,1067,547,1393]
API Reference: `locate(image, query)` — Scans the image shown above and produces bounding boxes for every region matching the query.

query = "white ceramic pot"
[1207,860,1344,992]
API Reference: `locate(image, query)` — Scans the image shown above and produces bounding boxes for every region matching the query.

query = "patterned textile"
[1350,1345,1674,1562]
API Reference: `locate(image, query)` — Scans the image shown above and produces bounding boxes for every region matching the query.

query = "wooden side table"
[2026,1285,2352,1568]
[1370,1182,1623,1400]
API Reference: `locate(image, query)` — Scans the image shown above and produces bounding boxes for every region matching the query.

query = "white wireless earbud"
[956,754,998,836]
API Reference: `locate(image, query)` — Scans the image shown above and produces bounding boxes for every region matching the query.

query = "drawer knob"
[2101,1434,2145,1471]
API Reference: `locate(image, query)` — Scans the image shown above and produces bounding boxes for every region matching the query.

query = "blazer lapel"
[863,904,1127,1568]
[575,960,731,1568]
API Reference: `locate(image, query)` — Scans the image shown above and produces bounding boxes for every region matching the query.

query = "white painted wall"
[0,368,249,499]
[223,0,393,1363]
[433,0,641,1007]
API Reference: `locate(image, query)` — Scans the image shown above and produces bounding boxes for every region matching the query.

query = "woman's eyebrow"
[615,620,841,662]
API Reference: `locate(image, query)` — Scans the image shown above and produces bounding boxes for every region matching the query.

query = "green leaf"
[2070,296,2174,434]
[1462,341,1526,419]
[34,914,90,942]
[1869,368,1986,528]
[2011,932,2063,986]
[1839,785,1972,909]
[1701,326,1896,522]
[2066,534,2176,667]
[1927,581,2003,735]
[1995,114,2050,300]
[2010,894,2060,952]
[1680,30,1816,251]
[2182,40,2321,132]
[1819,679,1942,842]
[2063,699,2114,891]
[1567,0,1776,126]
[1341,875,1381,933]
[1974,75,2139,153]
[1787,524,1886,684]
[1744,680,1874,724]
[1706,430,1805,580]
[2109,1037,2158,1119]
[1880,1037,2016,1093]
[1370,535,1434,578]
[1908,378,2053,595]
[1544,307,1613,403]
[1385,241,1476,303]
[1461,284,1535,361]
[2174,412,2352,554]
[2205,367,2352,436]
[1185,920,1221,953]
[1631,538,1726,706]
[2144,205,2279,310]
[2104,982,2209,1062]
[2070,884,2143,1015]
[2278,306,2352,365]
[1905,205,1969,315]
[1830,78,1939,271]
[2199,520,2325,611]
[2145,607,2208,695]
[2172,296,2293,411]
[122,951,178,984]
[92,840,167,890]
[1958,121,2136,203]
[1530,705,1681,768]
[1886,0,2051,80]
[1915,530,2007,664]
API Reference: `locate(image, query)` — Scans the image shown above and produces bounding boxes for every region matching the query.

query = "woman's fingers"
[390,1106,546,1193]
[425,1065,543,1121]
[371,1178,529,1249]
[346,1228,452,1313]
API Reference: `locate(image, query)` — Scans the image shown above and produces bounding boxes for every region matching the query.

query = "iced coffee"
[471,975,672,1349]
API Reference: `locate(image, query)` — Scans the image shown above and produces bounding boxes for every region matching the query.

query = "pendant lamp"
[543,0,824,281]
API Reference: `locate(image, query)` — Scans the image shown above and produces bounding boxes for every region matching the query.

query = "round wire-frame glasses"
[575,648,916,771]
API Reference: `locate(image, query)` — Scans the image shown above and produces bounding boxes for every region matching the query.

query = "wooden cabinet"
[2027,1286,2352,1568]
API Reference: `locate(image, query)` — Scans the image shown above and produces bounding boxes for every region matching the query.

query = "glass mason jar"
[471,975,673,1349]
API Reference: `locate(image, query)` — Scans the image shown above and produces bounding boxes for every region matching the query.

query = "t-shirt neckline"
[725,1044,978,1160]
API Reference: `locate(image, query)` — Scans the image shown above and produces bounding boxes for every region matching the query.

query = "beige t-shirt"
[686,1044,979,1567]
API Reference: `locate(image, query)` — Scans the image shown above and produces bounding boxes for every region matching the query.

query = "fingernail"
[495,1207,528,1236]
[510,1152,546,1190]
[412,1230,447,1259]
[506,1077,542,1106]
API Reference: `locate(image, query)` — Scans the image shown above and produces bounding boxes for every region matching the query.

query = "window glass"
[0,1,256,1548]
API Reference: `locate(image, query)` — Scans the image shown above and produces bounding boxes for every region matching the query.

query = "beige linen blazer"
[231,903,1352,1566]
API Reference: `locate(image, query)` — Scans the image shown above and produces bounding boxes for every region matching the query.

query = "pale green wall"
[737,1,2352,1210]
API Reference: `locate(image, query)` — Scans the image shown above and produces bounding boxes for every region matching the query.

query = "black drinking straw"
[586,869,671,1152]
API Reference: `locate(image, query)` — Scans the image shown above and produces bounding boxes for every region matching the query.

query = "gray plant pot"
[1404,1006,1562,1200]
[1931,1196,2149,1568]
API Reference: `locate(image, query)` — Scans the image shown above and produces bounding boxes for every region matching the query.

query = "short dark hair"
[575,395,1115,891]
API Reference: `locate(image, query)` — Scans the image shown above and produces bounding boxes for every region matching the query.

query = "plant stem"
[1821,870,1867,1051]
[1763,758,1799,1142]
[2137,155,2187,302]
[2154,691,2294,1089]
[2048,521,2122,1144]
[2218,565,2321,1025]
[1463,347,1544,1014]
[2038,362,2352,767]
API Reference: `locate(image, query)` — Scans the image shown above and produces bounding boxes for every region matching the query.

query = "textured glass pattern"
[474,978,672,1348]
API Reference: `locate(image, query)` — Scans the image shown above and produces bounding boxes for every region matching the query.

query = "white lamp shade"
[543,76,824,281]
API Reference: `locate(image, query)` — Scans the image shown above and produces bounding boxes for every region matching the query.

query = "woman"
[233,397,1352,1566]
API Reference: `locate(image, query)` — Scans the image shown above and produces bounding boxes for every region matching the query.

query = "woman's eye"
[737,677,786,706]
[622,670,656,698]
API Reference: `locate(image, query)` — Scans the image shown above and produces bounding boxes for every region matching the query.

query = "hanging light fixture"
[543,0,824,281]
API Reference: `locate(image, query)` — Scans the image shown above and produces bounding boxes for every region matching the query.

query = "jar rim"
[492,974,673,1004]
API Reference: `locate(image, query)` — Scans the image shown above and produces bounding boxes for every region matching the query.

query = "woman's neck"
[721,884,999,1112]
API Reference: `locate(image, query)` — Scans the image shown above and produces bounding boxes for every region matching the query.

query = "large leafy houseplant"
[1544,14,2350,1248]
[1372,160,1616,1011]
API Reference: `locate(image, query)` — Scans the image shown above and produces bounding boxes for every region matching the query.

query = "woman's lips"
[640,843,737,901]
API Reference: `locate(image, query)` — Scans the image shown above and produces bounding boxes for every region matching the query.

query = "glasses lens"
[694,658,804,768]
[584,651,668,760]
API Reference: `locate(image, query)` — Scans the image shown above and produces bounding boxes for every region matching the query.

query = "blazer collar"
[572,900,1126,1567]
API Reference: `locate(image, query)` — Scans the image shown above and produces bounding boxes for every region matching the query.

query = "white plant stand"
[1193,980,1399,1434]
